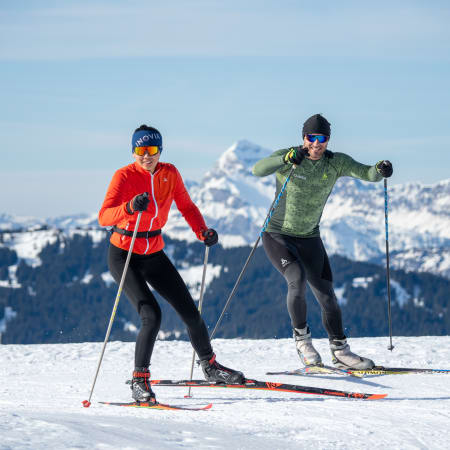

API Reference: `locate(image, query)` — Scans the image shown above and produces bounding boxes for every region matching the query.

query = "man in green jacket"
[252,113,393,369]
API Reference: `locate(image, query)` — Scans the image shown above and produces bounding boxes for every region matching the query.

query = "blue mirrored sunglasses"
[306,134,328,143]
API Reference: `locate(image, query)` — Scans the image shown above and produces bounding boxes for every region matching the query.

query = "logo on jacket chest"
[155,175,173,200]
[292,172,330,183]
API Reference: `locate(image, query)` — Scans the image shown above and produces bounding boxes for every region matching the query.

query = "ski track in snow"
[1,337,450,449]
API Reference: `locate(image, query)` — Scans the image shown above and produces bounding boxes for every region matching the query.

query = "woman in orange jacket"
[99,124,245,403]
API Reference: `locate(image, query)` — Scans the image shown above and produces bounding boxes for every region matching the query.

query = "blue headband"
[131,129,163,152]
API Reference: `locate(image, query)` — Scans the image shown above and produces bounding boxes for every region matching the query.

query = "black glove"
[128,192,149,213]
[376,160,393,178]
[284,147,309,166]
[201,229,218,247]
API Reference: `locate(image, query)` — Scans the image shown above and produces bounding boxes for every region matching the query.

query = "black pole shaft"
[186,246,210,398]
[210,165,296,340]
[210,236,260,339]
[384,178,394,351]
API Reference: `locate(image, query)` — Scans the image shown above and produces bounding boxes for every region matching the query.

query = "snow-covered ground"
[1,336,450,449]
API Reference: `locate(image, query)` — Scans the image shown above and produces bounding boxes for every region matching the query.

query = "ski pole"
[210,164,296,339]
[82,208,144,407]
[185,246,210,398]
[384,178,394,351]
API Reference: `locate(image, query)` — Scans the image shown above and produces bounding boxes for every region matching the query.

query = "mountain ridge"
[1,140,449,278]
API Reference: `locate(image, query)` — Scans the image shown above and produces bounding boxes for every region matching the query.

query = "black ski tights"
[261,232,345,340]
[108,244,213,368]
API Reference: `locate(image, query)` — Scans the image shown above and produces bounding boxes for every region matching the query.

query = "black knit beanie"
[302,114,331,137]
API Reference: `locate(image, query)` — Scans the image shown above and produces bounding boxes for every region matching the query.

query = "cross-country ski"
[99,401,213,411]
[266,366,450,378]
[150,378,387,400]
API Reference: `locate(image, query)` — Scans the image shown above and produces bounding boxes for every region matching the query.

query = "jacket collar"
[133,161,162,175]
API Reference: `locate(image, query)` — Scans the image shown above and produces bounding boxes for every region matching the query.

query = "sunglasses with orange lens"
[134,146,160,156]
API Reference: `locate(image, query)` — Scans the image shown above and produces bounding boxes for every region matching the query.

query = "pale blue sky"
[1,0,450,218]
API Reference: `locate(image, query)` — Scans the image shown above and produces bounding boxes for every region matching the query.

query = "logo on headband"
[134,133,162,147]
[131,128,163,153]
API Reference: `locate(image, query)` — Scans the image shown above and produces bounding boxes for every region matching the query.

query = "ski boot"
[294,326,322,366]
[330,338,375,370]
[130,367,156,403]
[200,353,245,384]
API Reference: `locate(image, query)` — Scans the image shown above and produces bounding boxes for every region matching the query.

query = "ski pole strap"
[112,226,161,239]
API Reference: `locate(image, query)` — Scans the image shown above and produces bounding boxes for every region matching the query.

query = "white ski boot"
[294,326,322,366]
[330,338,375,370]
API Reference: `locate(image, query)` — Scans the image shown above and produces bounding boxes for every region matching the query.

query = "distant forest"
[0,232,449,345]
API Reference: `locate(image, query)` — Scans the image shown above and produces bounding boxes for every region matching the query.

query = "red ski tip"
[368,393,388,400]
[82,400,91,408]
[184,395,193,398]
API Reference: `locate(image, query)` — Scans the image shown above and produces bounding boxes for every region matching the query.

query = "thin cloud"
[1,1,449,61]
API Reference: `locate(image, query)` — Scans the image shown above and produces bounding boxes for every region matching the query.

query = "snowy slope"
[0,224,105,267]
[1,337,450,449]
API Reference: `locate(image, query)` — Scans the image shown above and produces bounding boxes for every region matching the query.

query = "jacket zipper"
[144,169,159,254]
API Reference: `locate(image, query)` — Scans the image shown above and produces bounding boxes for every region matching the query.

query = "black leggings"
[108,244,213,368]
[261,232,345,340]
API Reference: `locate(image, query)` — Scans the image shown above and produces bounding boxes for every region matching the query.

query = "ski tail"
[266,365,364,378]
[303,364,364,377]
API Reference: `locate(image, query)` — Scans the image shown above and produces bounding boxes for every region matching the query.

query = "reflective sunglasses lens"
[307,134,328,143]
[146,146,160,155]
[134,146,160,156]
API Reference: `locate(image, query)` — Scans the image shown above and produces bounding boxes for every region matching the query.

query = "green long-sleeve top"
[252,147,383,237]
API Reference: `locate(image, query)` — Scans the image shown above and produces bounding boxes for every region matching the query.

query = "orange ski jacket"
[99,161,207,255]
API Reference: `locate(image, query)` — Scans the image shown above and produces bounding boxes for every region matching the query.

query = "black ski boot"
[130,367,156,403]
[200,353,245,384]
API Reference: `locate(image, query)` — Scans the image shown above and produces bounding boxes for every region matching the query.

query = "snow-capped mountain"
[165,140,275,247]
[0,212,98,232]
[321,178,450,276]
[1,140,449,278]
[164,140,450,278]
